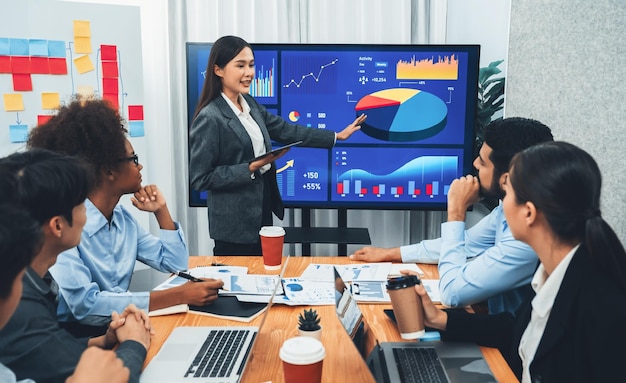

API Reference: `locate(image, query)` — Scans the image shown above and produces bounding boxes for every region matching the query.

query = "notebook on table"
[139,257,289,383]
[331,267,495,383]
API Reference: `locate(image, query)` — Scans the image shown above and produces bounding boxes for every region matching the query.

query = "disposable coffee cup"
[259,226,285,270]
[280,336,325,383]
[386,275,425,339]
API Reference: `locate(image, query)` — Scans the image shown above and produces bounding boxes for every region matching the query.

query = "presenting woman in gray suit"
[189,35,366,256]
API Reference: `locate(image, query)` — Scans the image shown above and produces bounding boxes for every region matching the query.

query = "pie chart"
[288,110,300,122]
[355,88,447,142]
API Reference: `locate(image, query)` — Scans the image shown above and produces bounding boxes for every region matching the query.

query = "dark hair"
[0,149,93,226]
[510,141,626,292]
[0,204,42,299]
[192,35,252,120]
[27,97,128,183]
[484,117,554,176]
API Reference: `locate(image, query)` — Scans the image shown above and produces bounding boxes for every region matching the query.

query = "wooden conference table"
[145,256,519,383]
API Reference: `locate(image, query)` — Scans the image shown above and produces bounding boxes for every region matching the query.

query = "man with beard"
[350,118,554,314]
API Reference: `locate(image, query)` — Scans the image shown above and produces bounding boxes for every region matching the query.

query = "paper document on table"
[337,263,392,282]
[350,279,441,304]
[280,278,335,305]
[421,279,441,304]
[388,263,425,277]
[300,263,335,282]
[152,265,248,291]
[220,274,283,296]
[189,265,249,278]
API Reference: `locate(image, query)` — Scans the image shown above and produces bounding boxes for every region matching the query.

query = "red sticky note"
[37,115,53,125]
[102,77,118,94]
[0,56,10,73]
[128,105,144,121]
[13,73,32,91]
[103,93,119,110]
[11,56,31,74]
[49,58,67,74]
[101,61,118,78]
[30,57,50,74]
[101,45,117,61]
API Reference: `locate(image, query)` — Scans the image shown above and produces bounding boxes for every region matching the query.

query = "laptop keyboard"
[393,347,448,383]
[185,329,250,378]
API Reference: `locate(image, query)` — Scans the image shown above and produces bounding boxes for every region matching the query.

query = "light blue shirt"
[50,199,188,323]
[400,204,538,314]
[0,363,34,383]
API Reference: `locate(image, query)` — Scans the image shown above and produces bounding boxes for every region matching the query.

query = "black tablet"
[250,141,302,162]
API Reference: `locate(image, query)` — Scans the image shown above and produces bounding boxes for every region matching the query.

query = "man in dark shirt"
[0,150,152,383]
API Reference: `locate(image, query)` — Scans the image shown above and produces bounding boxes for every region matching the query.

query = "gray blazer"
[189,94,335,243]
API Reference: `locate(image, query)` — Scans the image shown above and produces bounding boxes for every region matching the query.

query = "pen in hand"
[175,271,227,290]
[174,271,204,283]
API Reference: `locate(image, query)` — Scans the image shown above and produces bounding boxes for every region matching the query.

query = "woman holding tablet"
[189,35,366,256]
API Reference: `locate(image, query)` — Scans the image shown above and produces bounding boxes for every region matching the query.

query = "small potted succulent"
[297,308,322,340]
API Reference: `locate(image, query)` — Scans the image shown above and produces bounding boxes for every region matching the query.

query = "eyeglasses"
[117,154,139,166]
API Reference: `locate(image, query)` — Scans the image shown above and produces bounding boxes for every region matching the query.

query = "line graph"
[283,59,338,88]
[281,54,338,94]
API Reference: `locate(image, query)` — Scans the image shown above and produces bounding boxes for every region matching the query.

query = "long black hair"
[192,35,252,120]
[509,141,626,292]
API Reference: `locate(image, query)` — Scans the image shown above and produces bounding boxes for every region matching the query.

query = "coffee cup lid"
[386,275,420,290]
[279,336,325,365]
[259,226,286,237]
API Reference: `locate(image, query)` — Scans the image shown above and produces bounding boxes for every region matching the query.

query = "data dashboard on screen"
[187,43,480,210]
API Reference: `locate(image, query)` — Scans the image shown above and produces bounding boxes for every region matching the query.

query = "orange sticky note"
[42,92,61,110]
[3,94,25,112]
[74,55,94,74]
[74,37,92,54]
[73,20,91,37]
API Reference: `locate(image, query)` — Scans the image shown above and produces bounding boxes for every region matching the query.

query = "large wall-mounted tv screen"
[187,43,480,210]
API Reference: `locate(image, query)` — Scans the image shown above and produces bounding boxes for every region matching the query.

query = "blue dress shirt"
[400,204,537,314]
[0,364,34,383]
[50,199,188,323]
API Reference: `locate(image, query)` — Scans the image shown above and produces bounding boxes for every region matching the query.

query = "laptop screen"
[333,266,365,340]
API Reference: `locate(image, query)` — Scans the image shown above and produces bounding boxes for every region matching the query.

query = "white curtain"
[165,0,450,256]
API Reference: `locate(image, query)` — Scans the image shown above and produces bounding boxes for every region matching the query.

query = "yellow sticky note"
[74,55,94,74]
[74,37,92,54]
[3,94,24,112]
[77,85,95,98]
[73,20,91,37]
[42,92,61,110]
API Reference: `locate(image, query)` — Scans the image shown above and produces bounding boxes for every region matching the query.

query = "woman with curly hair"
[28,98,223,336]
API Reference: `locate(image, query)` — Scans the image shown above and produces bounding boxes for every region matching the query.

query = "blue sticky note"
[9,124,28,143]
[0,38,9,55]
[129,121,144,137]
[29,39,48,57]
[48,40,66,58]
[9,38,29,56]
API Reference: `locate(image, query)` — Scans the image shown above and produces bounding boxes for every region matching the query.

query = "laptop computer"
[332,267,496,383]
[140,257,289,383]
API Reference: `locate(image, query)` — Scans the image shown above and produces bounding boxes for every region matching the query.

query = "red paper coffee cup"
[259,226,285,270]
[280,336,325,383]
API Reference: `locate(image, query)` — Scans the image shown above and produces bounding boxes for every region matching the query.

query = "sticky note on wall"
[9,124,28,143]
[42,92,60,110]
[3,94,24,111]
